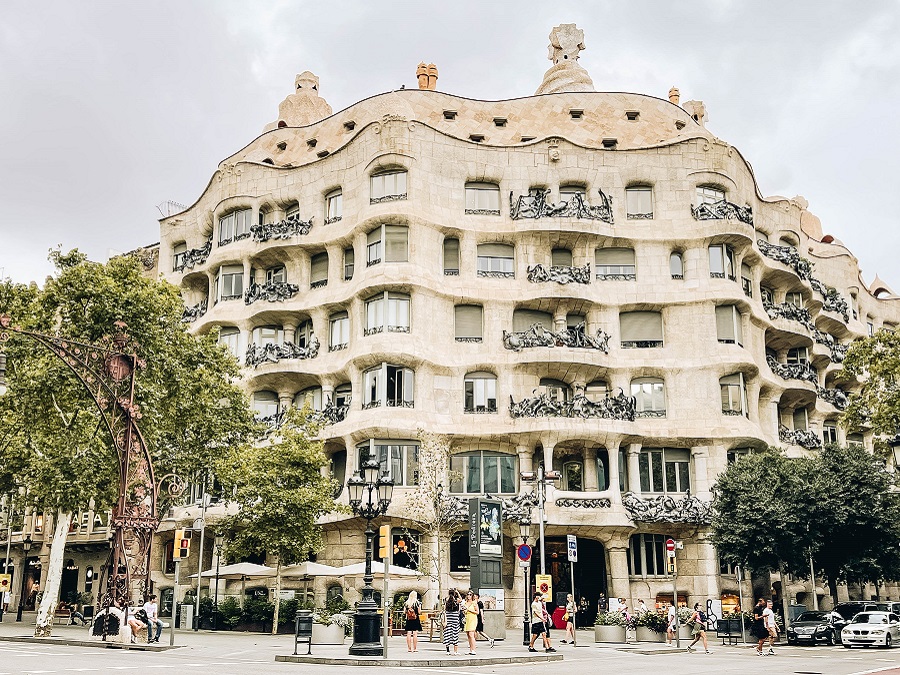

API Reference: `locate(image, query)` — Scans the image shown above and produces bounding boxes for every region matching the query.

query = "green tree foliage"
[842,329,900,451]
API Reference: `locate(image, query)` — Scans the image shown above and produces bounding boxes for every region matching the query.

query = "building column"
[517,445,533,475]
[278,392,293,412]
[606,538,631,602]
[206,271,216,305]
[607,441,622,504]
[627,443,642,493]
[322,383,335,405]
[690,446,711,499]
[584,446,599,491]
[242,259,252,288]
[542,443,554,472]
[284,322,297,345]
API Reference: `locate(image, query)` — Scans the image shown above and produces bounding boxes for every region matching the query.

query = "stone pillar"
[322,383,335,405]
[242,259,252,288]
[346,436,360,475]
[627,443,642,493]
[284,323,297,345]
[517,445,533,475]
[691,446,711,499]
[584,446,599,491]
[607,441,622,503]
[746,378,761,423]
[206,271,216,305]
[606,539,631,602]
[542,443,554,472]
[278,392,293,412]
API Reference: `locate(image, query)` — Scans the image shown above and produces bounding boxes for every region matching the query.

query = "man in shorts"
[666,602,677,645]
[528,592,556,653]
[762,599,778,655]
[752,598,768,655]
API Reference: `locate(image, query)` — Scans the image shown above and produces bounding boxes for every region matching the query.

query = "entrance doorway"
[61,560,79,603]
[532,537,606,626]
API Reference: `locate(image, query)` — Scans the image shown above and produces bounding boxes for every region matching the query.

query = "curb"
[0,635,181,651]
[275,654,564,667]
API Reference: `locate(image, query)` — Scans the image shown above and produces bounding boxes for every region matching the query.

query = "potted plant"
[634,611,667,642]
[312,610,350,644]
[677,606,694,640]
[594,611,628,643]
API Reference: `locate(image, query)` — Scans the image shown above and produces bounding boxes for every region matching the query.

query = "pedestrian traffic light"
[173,528,192,559]
[378,524,390,560]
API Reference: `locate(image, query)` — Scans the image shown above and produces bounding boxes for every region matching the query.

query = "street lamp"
[213,533,224,631]
[889,434,900,471]
[519,518,532,645]
[520,466,560,575]
[16,534,32,622]
[346,459,394,656]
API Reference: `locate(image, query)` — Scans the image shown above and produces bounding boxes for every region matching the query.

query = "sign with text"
[567,534,578,562]
[469,498,502,556]
[536,573,553,600]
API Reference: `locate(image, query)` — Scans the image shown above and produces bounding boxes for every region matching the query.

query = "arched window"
[464,371,497,413]
[443,237,460,275]
[326,584,344,603]
[697,185,725,204]
[720,373,747,416]
[363,364,414,408]
[310,252,329,288]
[626,185,654,219]
[562,459,583,491]
[715,305,743,346]
[172,243,187,271]
[455,305,483,342]
[450,451,518,494]
[631,377,666,417]
[325,189,343,223]
[512,309,553,332]
[559,184,586,201]
[539,378,571,402]
[370,170,407,203]
[551,248,573,267]
[464,182,501,214]
[477,243,515,278]
[708,244,735,280]
[620,311,663,349]
[669,252,683,280]
[595,247,636,280]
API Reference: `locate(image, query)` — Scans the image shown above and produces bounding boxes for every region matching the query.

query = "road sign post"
[567,535,577,646]
[666,538,678,648]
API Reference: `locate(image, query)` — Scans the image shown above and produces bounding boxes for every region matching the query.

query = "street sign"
[519,560,531,568]
[536,574,553,600]
[517,543,533,562]
[567,534,578,562]
[665,538,675,552]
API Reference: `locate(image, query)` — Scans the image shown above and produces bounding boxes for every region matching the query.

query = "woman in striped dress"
[443,589,461,655]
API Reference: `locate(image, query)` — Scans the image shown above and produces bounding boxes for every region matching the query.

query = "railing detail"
[251,214,313,242]
[510,189,614,223]
[526,262,591,285]
[503,322,610,353]
[779,425,822,449]
[691,199,753,225]
[766,355,818,384]
[244,281,299,304]
[509,388,635,421]
[245,336,319,367]
[174,238,212,272]
[181,299,208,323]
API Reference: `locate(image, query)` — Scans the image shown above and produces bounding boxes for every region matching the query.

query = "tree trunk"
[271,559,282,635]
[828,576,839,606]
[778,560,791,632]
[34,510,71,637]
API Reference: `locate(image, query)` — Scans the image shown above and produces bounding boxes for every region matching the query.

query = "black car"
[787,611,845,645]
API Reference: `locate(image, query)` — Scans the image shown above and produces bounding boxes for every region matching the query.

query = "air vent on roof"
[317,150,330,158]
[307,139,317,148]
[276,141,287,151]
[493,117,507,127]
[626,111,640,121]
[675,120,686,130]
[569,109,584,119]
[262,158,275,165]
[520,136,535,142]
[443,110,458,120]
[469,134,485,143]
[343,120,356,131]
[602,138,618,149]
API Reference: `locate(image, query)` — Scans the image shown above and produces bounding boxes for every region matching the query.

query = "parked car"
[833,602,884,622]
[786,611,845,645]
[841,611,900,648]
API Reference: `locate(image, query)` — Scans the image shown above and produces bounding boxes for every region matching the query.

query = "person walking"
[666,601,677,645]
[528,592,556,653]
[561,593,577,644]
[404,590,422,653]
[142,594,163,642]
[443,590,461,656]
[752,598,768,655]
[462,591,479,655]
[473,592,494,647]
[686,602,710,653]
[763,599,778,655]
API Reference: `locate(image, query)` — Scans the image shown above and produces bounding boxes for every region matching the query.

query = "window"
[595,247,636,280]
[310,252,328,288]
[252,325,284,347]
[551,248,573,267]
[455,305,483,342]
[851,295,858,320]
[450,451,517,494]
[334,383,352,408]
[365,291,410,335]
[720,373,748,416]
[559,184,586,201]
[295,320,313,349]
[792,407,809,431]
[259,207,274,225]
[216,265,244,302]
[330,311,349,351]
[294,386,323,411]
[847,432,864,449]
[628,533,668,576]
[741,263,753,297]
[708,244,736,280]
[823,421,838,445]
[367,224,408,265]
[761,286,775,306]
[265,265,286,285]
[567,313,586,328]
[596,448,611,490]
[358,439,419,485]
[218,208,252,245]
[697,185,725,204]
[367,229,382,265]
[477,243,515,278]
[443,238,460,275]
[325,189,342,223]
[252,391,280,418]
[540,378,572,402]
[513,309,553,332]
[172,243,187,271]
[727,447,752,464]
[343,247,354,280]
[631,377,666,417]
[784,291,803,308]
[370,170,407,202]
[626,186,653,219]
[286,202,300,218]
[620,311,663,349]
[585,380,609,402]
[669,252,683,280]
[450,536,470,571]
[217,327,240,358]
[326,585,343,603]
[715,305,744,346]
[363,363,414,408]
[464,371,497,413]
[867,321,875,337]
[639,448,690,493]
[464,182,501,214]
[562,460,583,491]
[787,347,809,365]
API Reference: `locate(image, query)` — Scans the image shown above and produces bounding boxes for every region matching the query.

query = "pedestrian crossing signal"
[173,528,192,559]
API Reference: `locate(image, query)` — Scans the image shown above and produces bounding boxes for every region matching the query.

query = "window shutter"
[344,247,355,265]
[567,313,585,328]
[513,309,553,332]
[310,252,329,282]
[715,306,736,342]
[595,248,635,265]
[444,238,460,270]
[709,245,724,274]
[455,305,483,338]
[384,225,408,262]
[551,249,573,266]
[478,243,514,258]
[620,311,663,341]
[367,228,382,245]
[741,263,751,279]
[720,373,741,386]
[669,253,683,276]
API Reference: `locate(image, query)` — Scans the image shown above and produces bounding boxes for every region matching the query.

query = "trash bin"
[178,604,194,630]
[294,609,313,655]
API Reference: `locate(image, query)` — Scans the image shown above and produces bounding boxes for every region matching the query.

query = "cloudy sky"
[2,1,899,289]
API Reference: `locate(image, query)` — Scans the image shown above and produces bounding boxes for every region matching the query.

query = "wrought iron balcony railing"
[310,397,351,425]
[810,278,850,323]
[251,213,313,242]
[691,199,753,225]
[621,340,663,349]
[173,238,212,272]
[503,322,610,353]
[509,387,636,421]
[526,262,591,285]
[510,189,614,223]
[779,425,822,449]
[764,300,814,330]
[181,299,208,323]
[812,328,848,363]
[757,239,813,280]
[766,355,818,384]
[817,386,849,411]
[245,336,319,367]
[244,281,300,304]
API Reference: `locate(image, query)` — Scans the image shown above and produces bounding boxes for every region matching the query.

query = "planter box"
[312,623,346,645]
[678,625,693,640]
[594,625,627,643]
[635,626,665,642]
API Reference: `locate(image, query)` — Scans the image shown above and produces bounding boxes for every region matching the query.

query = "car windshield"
[796,612,828,622]
[854,613,889,624]
[835,605,864,619]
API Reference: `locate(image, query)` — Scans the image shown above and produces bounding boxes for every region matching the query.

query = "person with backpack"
[686,602,711,653]
[404,591,422,653]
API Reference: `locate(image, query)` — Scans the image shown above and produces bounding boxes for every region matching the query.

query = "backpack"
[697,610,707,624]
[406,605,418,620]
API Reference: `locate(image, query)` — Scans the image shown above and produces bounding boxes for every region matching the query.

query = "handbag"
[562,612,570,622]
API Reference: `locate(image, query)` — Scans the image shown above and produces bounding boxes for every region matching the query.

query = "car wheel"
[885,635,892,649]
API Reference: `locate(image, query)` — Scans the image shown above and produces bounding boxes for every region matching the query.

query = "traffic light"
[378,524,390,561]
[173,528,192,559]
[666,556,677,576]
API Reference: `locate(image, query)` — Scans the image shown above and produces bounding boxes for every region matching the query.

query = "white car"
[841,611,900,648]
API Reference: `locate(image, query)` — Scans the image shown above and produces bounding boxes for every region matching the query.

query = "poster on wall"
[478,499,502,555]
[479,588,504,610]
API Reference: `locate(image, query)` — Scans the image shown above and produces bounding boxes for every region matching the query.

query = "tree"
[395,431,466,608]
[842,329,900,449]
[214,406,339,633]
[0,250,258,636]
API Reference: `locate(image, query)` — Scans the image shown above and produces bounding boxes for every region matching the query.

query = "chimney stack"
[668,86,680,105]
[427,63,438,90]
[416,62,429,89]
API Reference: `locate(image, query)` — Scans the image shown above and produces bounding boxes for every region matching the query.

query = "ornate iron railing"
[455,336,483,343]
[595,266,636,281]
[244,281,299,304]
[503,322,610,353]
[526,262,591,285]
[635,409,666,418]
[477,269,515,278]
[258,411,285,431]
[555,498,612,509]
[174,238,212,272]
[622,491,713,524]
[621,339,663,349]
[245,336,319,367]
[757,239,813,280]
[817,386,849,411]
[626,212,653,220]
[464,405,498,414]
[324,216,342,225]
[691,199,753,225]
[181,299,208,323]
[310,279,327,289]
[810,278,850,322]
[465,208,500,216]
[370,193,407,204]
[766,355,818,384]
[386,399,415,408]
[310,397,351,425]
[510,189,614,223]
[812,328,847,363]
[509,388,636,421]
[764,300,814,330]
[779,425,822,449]
[251,213,313,242]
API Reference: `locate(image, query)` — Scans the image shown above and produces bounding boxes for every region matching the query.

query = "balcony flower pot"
[594,624,627,643]
[312,623,346,644]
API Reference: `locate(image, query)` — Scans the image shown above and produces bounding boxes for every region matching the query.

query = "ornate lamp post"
[518,518,532,645]
[15,535,33,622]
[346,459,394,656]
[213,533,224,631]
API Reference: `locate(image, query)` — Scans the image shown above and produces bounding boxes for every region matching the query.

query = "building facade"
[7,24,900,624]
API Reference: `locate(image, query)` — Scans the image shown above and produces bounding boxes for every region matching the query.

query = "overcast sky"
[2,1,899,290]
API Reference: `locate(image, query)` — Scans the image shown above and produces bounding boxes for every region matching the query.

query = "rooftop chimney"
[668,86,680,105]
[417,62,429,89]
[427,63,438,90]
